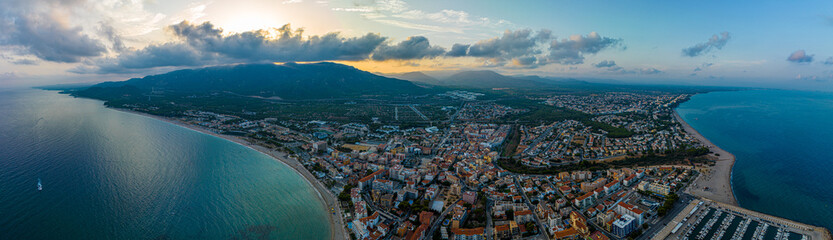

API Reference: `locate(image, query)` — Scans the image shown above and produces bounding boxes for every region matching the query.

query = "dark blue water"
[677,90,833,230]
[0,89,330,239]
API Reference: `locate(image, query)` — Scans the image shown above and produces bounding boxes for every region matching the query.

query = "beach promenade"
[673,111,738,206]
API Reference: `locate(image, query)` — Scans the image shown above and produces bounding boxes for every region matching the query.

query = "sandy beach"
[673,110,738,206]
[115,109,348,240]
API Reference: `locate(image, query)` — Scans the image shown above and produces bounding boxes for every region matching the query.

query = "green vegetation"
[462,207,487,228]
[88,62,433,100]
[580,119,634,138]
[657,193,680,216]
[497,147,710,175]
[497,98,633,138]
[501,125,522,157]
[337,184,356,202]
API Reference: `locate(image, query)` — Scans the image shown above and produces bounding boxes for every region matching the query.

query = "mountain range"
[387,70,600,90]
[75,62,621,102]
[83,62,431,100]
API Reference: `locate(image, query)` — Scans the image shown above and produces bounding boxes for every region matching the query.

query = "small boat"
[37,178,42,191]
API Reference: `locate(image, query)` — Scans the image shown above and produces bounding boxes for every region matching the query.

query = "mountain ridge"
[82,62,431,100]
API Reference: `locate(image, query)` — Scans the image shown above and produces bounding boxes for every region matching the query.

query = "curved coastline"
[673,109,739,206]
[112,108,347,240]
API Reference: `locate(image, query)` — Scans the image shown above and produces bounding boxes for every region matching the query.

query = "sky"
[1,0,833,90]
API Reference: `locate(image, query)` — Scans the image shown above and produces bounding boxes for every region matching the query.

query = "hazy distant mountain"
[83,62,430,99]
[442,70,543,89]
[385,71,441,85]
[512,75,597,87]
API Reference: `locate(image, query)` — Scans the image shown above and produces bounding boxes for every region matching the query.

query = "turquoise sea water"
[676,90,833,230]
[0,89,330,239]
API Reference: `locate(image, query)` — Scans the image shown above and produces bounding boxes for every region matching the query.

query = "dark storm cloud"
[593,60,617,68]
[371,36,445,61]
[787,50,814,63]
[546,32,621,65]
[168,21,386,62]
[682,32,731,57]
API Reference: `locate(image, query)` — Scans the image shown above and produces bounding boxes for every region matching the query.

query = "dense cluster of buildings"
[544,93,689,115]
[166,92,704,240]
[516,119,698,167]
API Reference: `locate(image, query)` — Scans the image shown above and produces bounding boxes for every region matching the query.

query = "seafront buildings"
[156,92,829,240]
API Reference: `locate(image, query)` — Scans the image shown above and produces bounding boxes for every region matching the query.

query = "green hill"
[82,62,431,100]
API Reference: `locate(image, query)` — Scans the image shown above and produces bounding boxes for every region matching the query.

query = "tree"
[524,222,536,233]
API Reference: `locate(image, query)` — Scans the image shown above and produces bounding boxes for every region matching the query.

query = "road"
[362,192,403,221]
[408,104,429,121]
[639,192,696,239]
[512,175,549,240]
[522,123,558,156]
[423,199,459,240]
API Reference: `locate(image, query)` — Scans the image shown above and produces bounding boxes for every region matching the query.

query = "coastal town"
[133,91,830,240]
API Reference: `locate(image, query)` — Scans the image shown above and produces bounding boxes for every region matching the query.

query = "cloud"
[169,21,386,62]
[639,67,663,74]
[824,57,833,65]
[72,42,205,74]
[0,72,16,82]
[467,29,549,59]
[12,59,39,65]
[331,7,373,12]
[601,65,662,75]
[446,43,470,57]
[546,32,621,65]
[98,22,127,52]
[371,36,445,61]
[446,30,620,68]
[334,0,510,34]
[78,21,400,73]
[447,29,554,67]
[682,32,731,57]
[593,60,617,68]
[787,50,813,63]
[693,62,713,72]
[0,13,106,63]
[795,74,831,83]
[0,0,171,63]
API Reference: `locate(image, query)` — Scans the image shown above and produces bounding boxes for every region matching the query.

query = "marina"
[654,199,828,240]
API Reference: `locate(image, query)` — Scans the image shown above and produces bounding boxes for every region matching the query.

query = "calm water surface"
[677,90,833,230]
[0,89,330,239]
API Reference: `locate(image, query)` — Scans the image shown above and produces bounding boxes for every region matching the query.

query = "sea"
[0,89,331,239]
[676,89,833,231]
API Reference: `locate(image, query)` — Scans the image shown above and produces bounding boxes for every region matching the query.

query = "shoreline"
[112,108,347,240]
[673,109,738,206]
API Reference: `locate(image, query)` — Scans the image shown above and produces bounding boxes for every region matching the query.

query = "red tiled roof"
[553,227,578,238]
[451,227,484,236]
